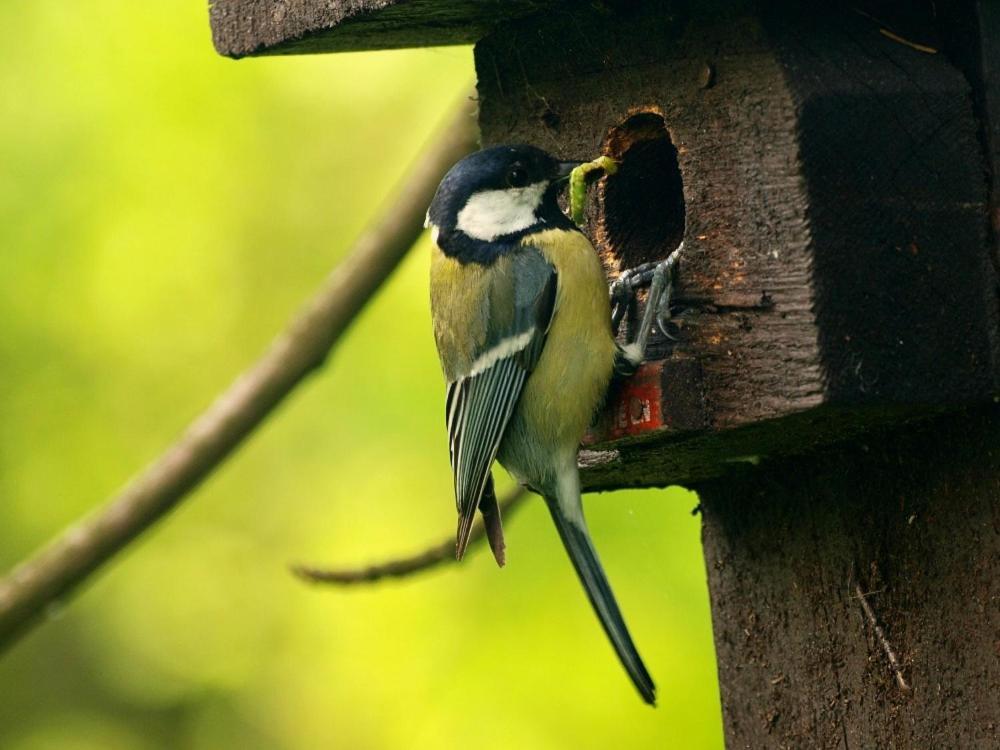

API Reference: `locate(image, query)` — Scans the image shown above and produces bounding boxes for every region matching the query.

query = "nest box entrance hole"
[598,111,685,273]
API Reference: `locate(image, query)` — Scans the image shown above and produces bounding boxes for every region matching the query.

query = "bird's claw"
[656,275,677,340]
[610,244,684,348]
[610,261,657,335]
[609,266,641,333]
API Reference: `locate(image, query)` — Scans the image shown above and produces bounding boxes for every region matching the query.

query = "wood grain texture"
[696,406,1000,748]
[209,0,554,57]
[954,1,1000,285]
[980,1,1000,266]
[472,1,1000,490]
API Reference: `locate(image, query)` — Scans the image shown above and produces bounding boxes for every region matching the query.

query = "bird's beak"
[555,160,584,181]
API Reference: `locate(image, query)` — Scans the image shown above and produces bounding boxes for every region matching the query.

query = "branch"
[0,95,479,652]
[292,486,529,586]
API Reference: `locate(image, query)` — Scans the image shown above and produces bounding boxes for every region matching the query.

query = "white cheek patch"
[455,182,548,241]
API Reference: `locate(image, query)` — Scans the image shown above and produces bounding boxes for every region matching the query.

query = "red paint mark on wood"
[585,361,665,445]
[584,357,707,447]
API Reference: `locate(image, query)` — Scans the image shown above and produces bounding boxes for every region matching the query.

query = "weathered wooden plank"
[980,1,1000,265]
[209,0,555,57]
[473,2,999,490]
[770,5,1000,407]
[954,1,1000,282]
[696,406,1000,748]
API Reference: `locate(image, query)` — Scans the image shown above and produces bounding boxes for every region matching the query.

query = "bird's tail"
[456,474,506,566]
[545,478,656,705]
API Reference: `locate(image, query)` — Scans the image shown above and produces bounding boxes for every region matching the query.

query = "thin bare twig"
[855,582,911,692]
[0,95,479,652]
[293,486,530,585]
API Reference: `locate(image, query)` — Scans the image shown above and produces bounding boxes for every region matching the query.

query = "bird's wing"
[440,245,557,555]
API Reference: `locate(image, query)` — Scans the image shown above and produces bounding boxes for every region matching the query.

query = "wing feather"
[452,358,528,514]
[442,245,557,521]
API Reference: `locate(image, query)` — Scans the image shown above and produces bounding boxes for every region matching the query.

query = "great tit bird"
[425,144,662,705]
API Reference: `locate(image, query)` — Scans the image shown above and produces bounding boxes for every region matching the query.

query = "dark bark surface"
[209,0,555,57]
[474,2,999,490]
[959,2,1000,279]
[695,407,1000,749]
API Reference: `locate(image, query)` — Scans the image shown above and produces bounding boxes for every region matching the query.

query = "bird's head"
[426,145,580,262]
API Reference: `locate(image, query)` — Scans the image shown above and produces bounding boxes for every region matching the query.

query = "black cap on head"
[427,145,576,263]
[427,145,571,235]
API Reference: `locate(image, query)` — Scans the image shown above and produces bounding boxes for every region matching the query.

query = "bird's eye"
[506,165,529,188]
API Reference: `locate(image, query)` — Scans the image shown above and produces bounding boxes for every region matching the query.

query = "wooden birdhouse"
[211,1,1000,745]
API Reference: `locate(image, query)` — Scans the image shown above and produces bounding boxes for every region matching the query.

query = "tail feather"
[455,508,477,561]
[456,475,505,564]
[478,477,506,567]
[546,494,656,705]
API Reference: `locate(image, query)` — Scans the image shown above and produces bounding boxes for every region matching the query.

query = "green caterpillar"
[569,155,618,225]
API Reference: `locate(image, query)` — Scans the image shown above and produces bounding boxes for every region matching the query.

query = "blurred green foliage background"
[0,3,722,748]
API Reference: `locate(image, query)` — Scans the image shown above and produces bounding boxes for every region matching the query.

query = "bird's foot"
[611,243,684,359]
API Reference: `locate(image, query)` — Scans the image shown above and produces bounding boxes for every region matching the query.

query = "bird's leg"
[611,243,684,360]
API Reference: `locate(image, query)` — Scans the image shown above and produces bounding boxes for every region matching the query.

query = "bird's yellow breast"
[429,227,617,486]
[503,228,617,474]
